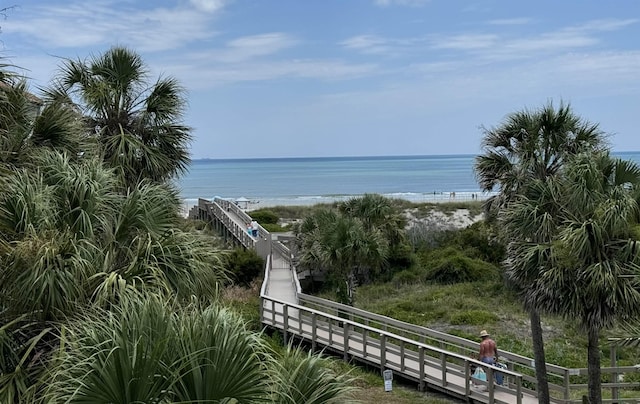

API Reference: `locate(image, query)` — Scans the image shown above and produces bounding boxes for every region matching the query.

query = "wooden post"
[259,296,264,324]
[465,361,471,396]
[440,352,447,387]
[380,334,386,374]
[283,305,289,343]
[363,327,368,358]
[311,313,317,351]
[611,344,619,403]
[400,341,405,371]
[343,323,350,361]
[487,366,495,402]
[328,319,333,344]
[418,347,425,392]
[564,368,571,402]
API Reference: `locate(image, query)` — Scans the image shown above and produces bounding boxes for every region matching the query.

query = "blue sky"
[2,0,639,159]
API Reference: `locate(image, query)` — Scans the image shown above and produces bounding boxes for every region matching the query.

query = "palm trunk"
[530,308,550,404]
[587,326,602,404]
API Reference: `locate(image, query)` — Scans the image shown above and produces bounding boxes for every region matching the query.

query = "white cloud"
[220,33,298,62]
[430,34,498,50]
[189,0,228,13]
[340,34,425,57]
[569,18,638,33]
[3,0,223,52]
[167,58,379,88]
[340,35,391,55]
[487,18,531,26]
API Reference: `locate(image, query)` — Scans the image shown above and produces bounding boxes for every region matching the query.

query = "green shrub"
[388,243,415,271]
[224,248,265,286]
[249,209,279,225]
[262,223,289,232]
[439,221,505,264]
[449,310,498,325]
[391,269,421,286]
[421,247,498,284]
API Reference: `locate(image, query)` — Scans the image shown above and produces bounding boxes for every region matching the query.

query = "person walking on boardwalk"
[478,330,503,385]
[250,219,258,237]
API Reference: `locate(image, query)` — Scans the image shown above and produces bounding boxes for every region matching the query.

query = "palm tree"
[0,151,228,401]
[295,207,389,304]
[474,101,605,403]
[339,193,410,270]
[475,101,604,214]
[504,152,640,403]
[45,46,191,187]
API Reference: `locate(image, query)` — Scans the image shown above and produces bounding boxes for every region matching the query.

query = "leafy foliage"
[250,209,279,225]
[43,298,358,403]
[449,310,499,326]
[225,248,265,287]
[295,194,414,303]
[441,221,505,264]
[420,246,499,284]
[270,345,358,404]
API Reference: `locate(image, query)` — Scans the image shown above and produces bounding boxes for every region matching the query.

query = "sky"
[1,0,639,159]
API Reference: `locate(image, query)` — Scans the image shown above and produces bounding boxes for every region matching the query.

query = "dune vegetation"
[0,47,357,403]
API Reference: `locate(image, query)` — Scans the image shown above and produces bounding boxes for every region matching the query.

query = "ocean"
[178,152,640,210]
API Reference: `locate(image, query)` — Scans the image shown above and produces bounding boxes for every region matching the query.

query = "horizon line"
[192,150,640,162]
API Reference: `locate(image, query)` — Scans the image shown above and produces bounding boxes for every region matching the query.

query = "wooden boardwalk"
[261,289,533,403]
[191,197,640,404]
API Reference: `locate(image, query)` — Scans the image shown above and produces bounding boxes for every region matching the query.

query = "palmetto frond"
[0,169,53,238]
[168,304,269,403]
[270,345,359,404]
[0,310,54,403]
[475,101,605,199]
[44,297,173,403]
[44,299,271,403]
[2,230,95,321]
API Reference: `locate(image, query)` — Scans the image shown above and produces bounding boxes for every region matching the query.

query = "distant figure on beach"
[450,191,456,199]
[250,220,258,237]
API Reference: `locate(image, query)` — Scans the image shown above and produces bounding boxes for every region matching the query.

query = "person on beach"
[478,330,503,385]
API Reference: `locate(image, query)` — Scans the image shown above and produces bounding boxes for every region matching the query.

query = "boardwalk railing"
[261,289,527,404]
[192,199,640,403]
[295,293,640,403]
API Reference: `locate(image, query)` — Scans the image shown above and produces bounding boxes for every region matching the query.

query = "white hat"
[479,330,490,337]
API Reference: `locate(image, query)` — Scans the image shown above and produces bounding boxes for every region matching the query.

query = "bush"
[249,209,279,225]
[388,243,415,271]
[391,269,421,286]
[224,248,265,286]
[262,223,289,233]
[421,247,498,284]
[442,222,505,264]
[449,310,498,325]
